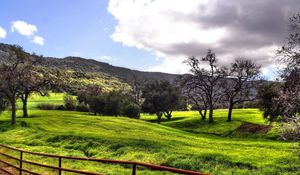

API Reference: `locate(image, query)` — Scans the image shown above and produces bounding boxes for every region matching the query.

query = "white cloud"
[11,20,45,45]
[147,57,190,74]
[108,0,298,76]
[11,20,38,36]
[0,27,6,39]
[95,55,118,62]
[31,36,44,45]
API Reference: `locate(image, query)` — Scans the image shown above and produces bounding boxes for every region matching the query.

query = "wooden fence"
[0,144,209,175]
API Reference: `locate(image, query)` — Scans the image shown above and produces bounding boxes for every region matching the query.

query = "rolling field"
[0,93,299,175]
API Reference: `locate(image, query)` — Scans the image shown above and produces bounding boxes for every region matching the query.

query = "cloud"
[11,20,45,45]
[0,27,6,39]
[11,20,37,36]
[31,36,44,45]
[146,57,190,74]
[108,0,300,75]
[94,55,119,62]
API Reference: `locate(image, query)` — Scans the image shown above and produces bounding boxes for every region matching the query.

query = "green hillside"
[0,94,299,175]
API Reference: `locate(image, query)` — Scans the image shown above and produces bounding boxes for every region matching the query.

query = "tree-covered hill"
[0,42,178,83]
[40,56,179,82]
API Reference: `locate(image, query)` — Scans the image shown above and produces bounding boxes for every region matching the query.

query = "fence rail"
[0,144,209,175]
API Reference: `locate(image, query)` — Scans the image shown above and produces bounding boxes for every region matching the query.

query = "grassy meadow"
[0,93,299,175]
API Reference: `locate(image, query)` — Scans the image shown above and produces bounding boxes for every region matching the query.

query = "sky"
[0,0,299,79]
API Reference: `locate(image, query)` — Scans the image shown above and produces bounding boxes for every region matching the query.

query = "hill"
[40,56,179,82]
[0,93,299,175]
[0,43,179,83]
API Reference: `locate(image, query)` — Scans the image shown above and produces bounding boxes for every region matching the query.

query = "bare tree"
[181,74,208,120]
[130,73,144,106]
[185,50,225,123]
[0,45,29,124]
[19,65,60,117]
[221,58,261,122]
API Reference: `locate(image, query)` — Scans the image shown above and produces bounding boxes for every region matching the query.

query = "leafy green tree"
[257,82,281,121]
[141,80,179,124]
[64,94,77,111]
[122,103,141,119]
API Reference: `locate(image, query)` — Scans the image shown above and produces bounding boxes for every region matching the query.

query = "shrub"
[104,96,121,116]
[76,103,90,112]
[64,94,77,111]
[37,103,63,110]
[122,103,141,119]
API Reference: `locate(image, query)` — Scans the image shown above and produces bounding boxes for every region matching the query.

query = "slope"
[0,94,299,175]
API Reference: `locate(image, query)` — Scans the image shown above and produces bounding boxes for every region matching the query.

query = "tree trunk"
[164,111,172,120]
[22,93,29,118]
[227,100,234,122]
[199,109,205,120]
[203,109,207,119]
[156,112,162,124]
[11,98,17,125]
[208,103,213,123]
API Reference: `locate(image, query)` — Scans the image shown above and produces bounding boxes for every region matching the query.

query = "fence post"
[19,151,23,175]
[58,157,62,175]
[132,164,136,175]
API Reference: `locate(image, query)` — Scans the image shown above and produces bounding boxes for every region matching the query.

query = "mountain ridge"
[0,43,179,82]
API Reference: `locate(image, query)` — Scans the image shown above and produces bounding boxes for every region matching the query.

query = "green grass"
[0,93,299,175]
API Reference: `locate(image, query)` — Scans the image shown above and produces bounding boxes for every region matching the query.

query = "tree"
[64,94,77,111]
[221,58,261,122]
[257,82,281,121]
[263,13,300,143]
[275,13,300,123]
[130,73,144,106]
[18,63,60,117]
[0,45,30,124]
[180,74,208,120]
[0,92,7,113]
[185,50,225,123]
[141,80,179,124]
[77,85,103,115]
[122,103,141,119]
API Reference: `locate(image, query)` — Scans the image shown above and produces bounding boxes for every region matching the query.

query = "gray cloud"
[108,0,300,74]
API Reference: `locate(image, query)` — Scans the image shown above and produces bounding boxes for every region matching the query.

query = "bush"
[122,103,141,119]
[37,103,63,110]
[104,96,121,116]
[76,103,90,112]
[64,94,77,111]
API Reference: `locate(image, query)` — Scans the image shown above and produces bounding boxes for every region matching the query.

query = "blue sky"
[0,0,159,70]
[0,0,298,79]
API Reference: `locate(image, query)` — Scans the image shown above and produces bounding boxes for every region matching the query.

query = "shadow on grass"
[0,121,18,132]
[19,115,41,118]
[146,117,186,123]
